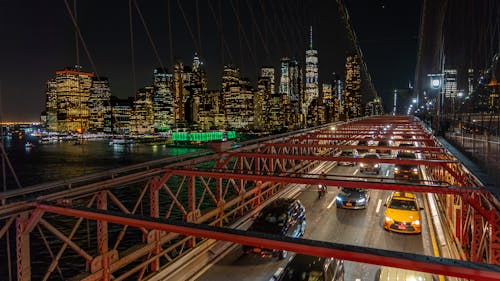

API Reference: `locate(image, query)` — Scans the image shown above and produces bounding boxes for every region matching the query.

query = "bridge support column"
[149,179,161,272]
[16,213,30,281]
[471,207,483,262]
[186,176,199,247]
[216,178,223,227]
[96,191,110,281]
[491,216,500,264]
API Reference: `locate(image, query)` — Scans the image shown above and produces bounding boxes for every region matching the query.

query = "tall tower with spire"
[304,26,319,125]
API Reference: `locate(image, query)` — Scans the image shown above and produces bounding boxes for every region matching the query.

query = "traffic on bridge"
[1,116,499,281]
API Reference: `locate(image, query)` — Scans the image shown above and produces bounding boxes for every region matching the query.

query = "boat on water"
[166,131,237,147]
[109,136,134,146]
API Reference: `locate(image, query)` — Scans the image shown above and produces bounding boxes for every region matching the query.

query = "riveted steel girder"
[35,203,500,281]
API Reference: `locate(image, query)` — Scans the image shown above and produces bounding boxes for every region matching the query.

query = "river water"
[1,136,205,280]
[3,136,202,189]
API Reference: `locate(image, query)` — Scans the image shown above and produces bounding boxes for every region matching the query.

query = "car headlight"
[374,164,379,168]
[412,220,420,226]
[335,196,341,202]
[412,168,419,174]
[384,216,394,223]
[360,163,365,167]
[357,198,366,203]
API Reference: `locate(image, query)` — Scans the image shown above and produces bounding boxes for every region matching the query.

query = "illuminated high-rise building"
[254,75,272,131]
[88,77,111,133]
[130,86,154,135]
[260,67,275,95]
[279,57,302,128]
[172,61,185,124]
[198,90,225,130]
[106,96,132,134]
[44,66,93,133]
[443,68,458,98]
[222,65,253,129]
[467,68,475,96]
[344,54,361,119]
[152,67,174,130]
[332,73,344,121]
[305,26,319,119]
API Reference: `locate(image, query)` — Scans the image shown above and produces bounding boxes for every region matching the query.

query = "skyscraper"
[131,86,154,135]
[152,67,174,130]
[172,61,185,124]
[443,68,458,98]
[88,77,111,133]
[222,65,254,129]
[344,54,362,119]
[44,66,93,133]
[280,57,302,128]
[305,26,319,114]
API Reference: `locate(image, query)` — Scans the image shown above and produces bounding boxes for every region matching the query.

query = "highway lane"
[197,162,434,281]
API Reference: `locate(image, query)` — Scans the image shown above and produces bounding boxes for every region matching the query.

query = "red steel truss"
[0,116,498,281]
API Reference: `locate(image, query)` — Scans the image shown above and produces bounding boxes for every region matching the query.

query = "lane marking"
[352,168,359,175]
[327,196,337,209]
[375,199,382,214]
[385,169,390,177]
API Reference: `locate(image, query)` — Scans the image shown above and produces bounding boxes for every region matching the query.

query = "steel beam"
[166,168,482,194]
[232,152,457,166]
[16,213,30,281]
[35,203,500,281]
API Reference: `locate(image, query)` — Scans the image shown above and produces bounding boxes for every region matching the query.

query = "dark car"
[393,151,420,180]
[376,140,392,156]
[357,140,369,154]
[360,153,381,174]
[276,254,344,281]
[338,149,359,166]
[245,198,306,259]
[335,187,369,209]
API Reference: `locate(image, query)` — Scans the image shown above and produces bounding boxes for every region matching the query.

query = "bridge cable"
[257,0,286,62]
[176,0,201,57]
[128,0,137,98]
[132,0,165,70]
[167,0,174,65]
[336,0,378,100]
[196,0,203,59]
[244,0,272,65]
[228,0,260,71]
[206,0,234,65]
[62,0,101,80]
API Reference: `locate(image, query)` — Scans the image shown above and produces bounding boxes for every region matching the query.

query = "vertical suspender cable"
[207,0,234,65]
[74,0,79,67]
[218,0,225,66]
[63,0,100,80]
[129,0,137,98]
[167,0,174,65]
[132,0,165,70]
[196,0,203,58]
[244,0,272,64]
[176,0,201,56]
[229,0,259,70]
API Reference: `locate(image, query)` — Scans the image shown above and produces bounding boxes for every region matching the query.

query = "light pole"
[392,89,398,115]
[427,74,443,134]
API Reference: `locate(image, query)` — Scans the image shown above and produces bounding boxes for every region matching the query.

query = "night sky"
[0,0,421,122]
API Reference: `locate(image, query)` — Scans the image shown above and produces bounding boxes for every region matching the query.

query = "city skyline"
[0,1,421,121]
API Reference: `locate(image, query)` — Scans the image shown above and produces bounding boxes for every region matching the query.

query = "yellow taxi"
[383,192,422,234]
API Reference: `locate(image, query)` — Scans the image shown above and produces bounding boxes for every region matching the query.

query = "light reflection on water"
[1,138,204,279]
[4,138,201,189]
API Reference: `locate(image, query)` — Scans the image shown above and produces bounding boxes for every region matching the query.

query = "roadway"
[196,161,435,281]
